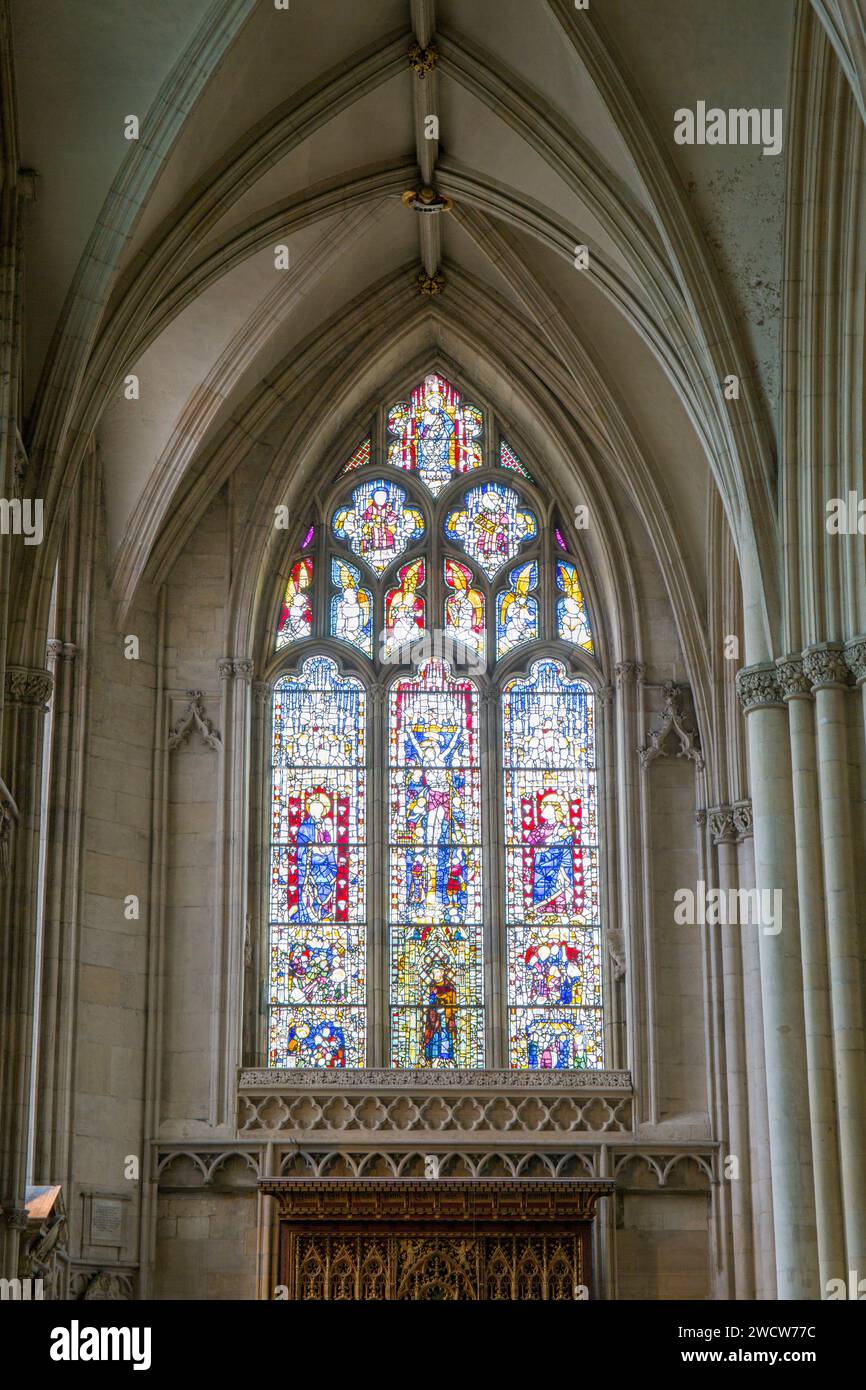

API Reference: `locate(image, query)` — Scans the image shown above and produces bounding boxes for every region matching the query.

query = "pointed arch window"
[267,373,604,1072]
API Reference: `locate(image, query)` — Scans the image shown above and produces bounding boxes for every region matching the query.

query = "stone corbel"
[638,681,704,771]
[167,691,222,752]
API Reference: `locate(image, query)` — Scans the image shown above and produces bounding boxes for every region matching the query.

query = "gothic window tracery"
[267,373,603,1072]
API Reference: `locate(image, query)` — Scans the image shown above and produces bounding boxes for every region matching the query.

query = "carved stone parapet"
[237,1069,634,1140]
[803,643,851,692]
[844,637,866,686]
[638,681,704,771]
[4,666,53,709]
[775,655,811,700]
[736,663,782,712]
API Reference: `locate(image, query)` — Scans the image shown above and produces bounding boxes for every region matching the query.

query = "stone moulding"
[237,1069,635,1138]
[240,1068,632,1090]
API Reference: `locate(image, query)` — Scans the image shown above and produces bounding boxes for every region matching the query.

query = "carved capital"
[606,929,626,982]
[803,643,850,692]
[708,807,737,845]
[775,655,811,700]
[3,1206,30,1231]
[218,657,255,683]
[614,660,645,687]
[597,684,614,709]
[844,637,866,685]
[253,680,272,706]
[4,666,53,709]
[168,691,222,752]
[732,800,753,839]
[638,682,704,771]
[736,663,782,712]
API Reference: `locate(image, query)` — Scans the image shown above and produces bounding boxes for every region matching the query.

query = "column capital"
[803,643,851,692]
[614,660,645,686]
[736,663,782,712]
[3,666,53,709]
[705,799,753,844]
[218,657,255,682]
[775,655,811,701]
[843,637,866,686]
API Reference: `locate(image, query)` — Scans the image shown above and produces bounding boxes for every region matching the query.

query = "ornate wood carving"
[263,1178,612,1301]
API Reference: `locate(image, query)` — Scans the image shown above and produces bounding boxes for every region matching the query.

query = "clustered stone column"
[738,641,866,1298]
[0,665,53,1279]
[736,663,818,1299]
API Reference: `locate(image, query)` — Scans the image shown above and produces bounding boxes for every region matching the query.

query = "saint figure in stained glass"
[388,374,483,495]
[383,559,425,656]
[443,559,485,656]
[556,560,593,652]
[276,558,313,649]
[444,483,537,579]
[332,478,424,574]
[496,560,538,658]
[331,558,373,656]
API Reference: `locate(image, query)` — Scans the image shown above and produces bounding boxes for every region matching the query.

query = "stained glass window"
[556,560,594,653]
[500,438,533,481]
[276,558,313,649]
[339,438,372,475]
[443,559,485,658]
[501,660,602,1069]
[389,661,484,1067]
[269,375,605,1073]
[383,559,426,658]
[269,657,367,1067]
[496,561,539,660]
[388,373,483,495]
[332,478,424,575]
[443,482,537,580]
[331,557,373,657]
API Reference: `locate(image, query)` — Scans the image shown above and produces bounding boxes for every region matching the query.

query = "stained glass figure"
[443,483,537,579]
[332,478,424,575]
[330,557,373,657]
[389,660,484,1067]
[554,527,567,551]
[443,558,485,657]
[496,560,538,659]
[339,438,372,475]
[303,525,315,548]
[502,660,602,1070]
[276,558,313,649]
[556,560,594,652]
[387,374,483,495]
[383,559,426,658]
[270,657,366,1067]
[500,438,533,481]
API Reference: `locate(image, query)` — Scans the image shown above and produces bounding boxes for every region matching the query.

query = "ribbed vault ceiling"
[11,0,799,643]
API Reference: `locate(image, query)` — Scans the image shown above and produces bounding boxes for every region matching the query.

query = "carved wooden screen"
[264,1179,610,1302]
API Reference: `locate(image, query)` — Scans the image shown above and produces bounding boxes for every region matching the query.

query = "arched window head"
[266,371,603,1071]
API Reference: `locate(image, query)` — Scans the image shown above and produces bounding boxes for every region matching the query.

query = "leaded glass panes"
[443,482,537,579]
[330,557,373,656]
[388,660,484,1067]
[388,373,483,495]
[276,558,313,649]
[500,438,533,481]
[339,438,372,475]
[556,560,594,653]
[269,657,366,1067]
[496,561,538,659]
[501,660,602,1069]
[443,558,485,657]
[332,478,424,575]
